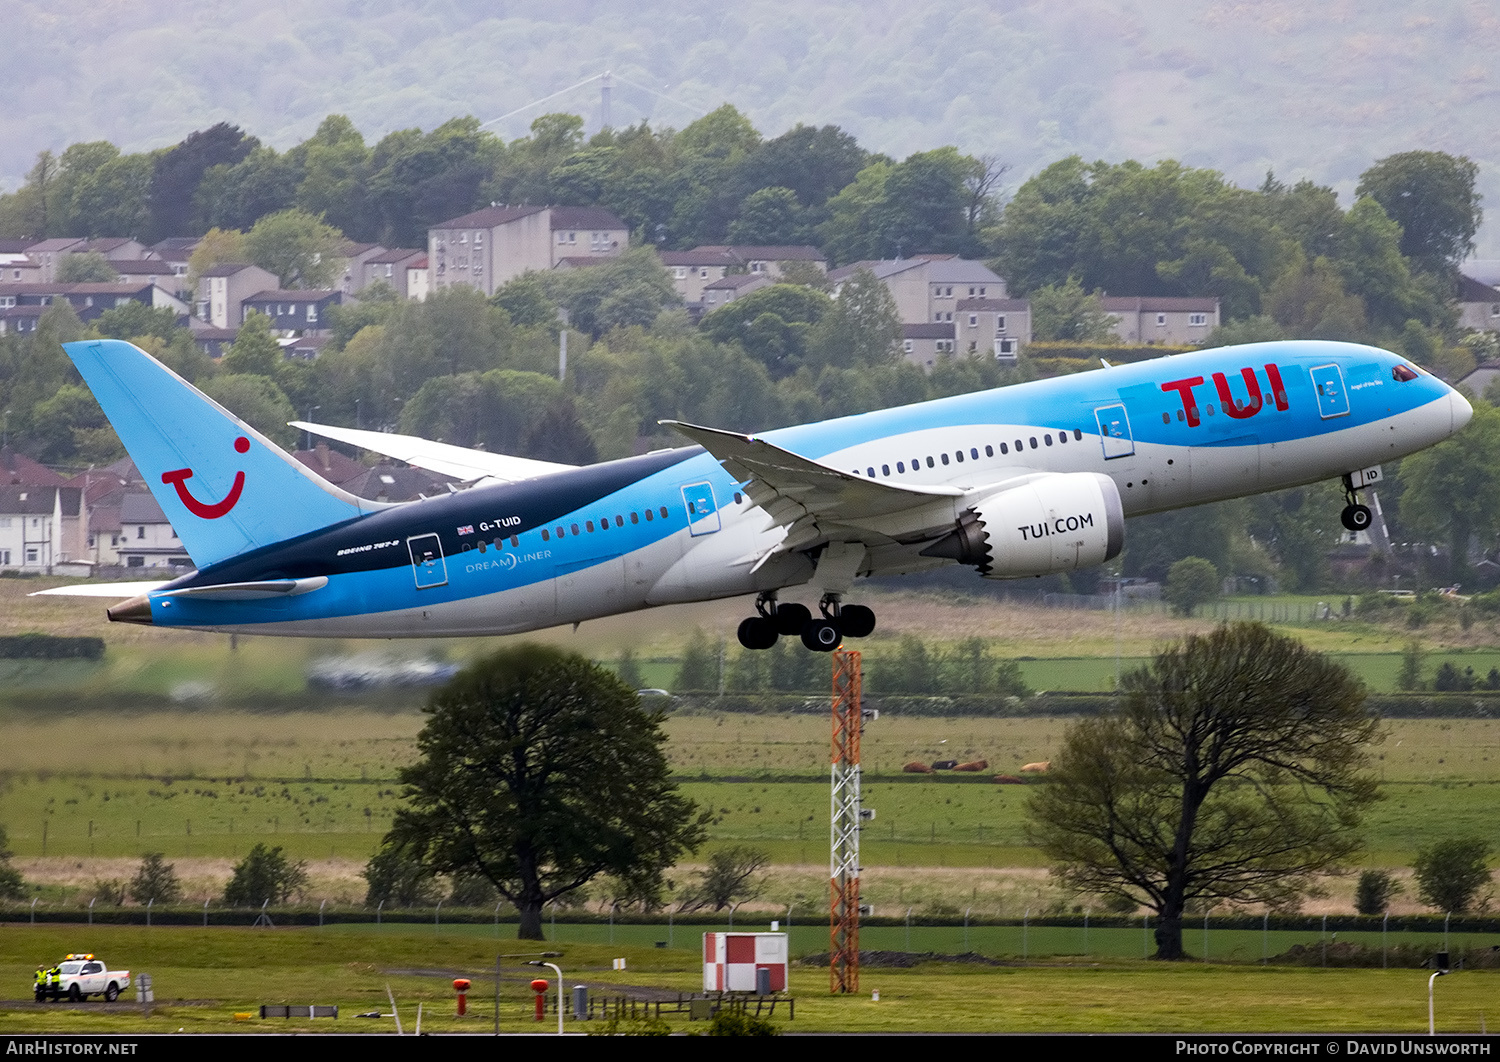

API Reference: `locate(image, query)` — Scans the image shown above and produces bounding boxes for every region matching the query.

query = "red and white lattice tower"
[829,648,862,994]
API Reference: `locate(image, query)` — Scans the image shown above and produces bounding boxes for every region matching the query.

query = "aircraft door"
[1094,403,1135,459]
[407,533,448,589]
[1310,364,1351,419]
[680,482,721,536]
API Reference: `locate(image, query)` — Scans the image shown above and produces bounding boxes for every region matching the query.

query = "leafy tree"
[699,284,832,377]
[1354,869,1402,916]
[128,853,182,905]
[147,122,256,241]
[707,1008,780,1036]
[491,272,560,330]
[1029,277,1115,342]
[1265,255,1367,341]
[678,846,771,912]
[223,843,309,906]
[1411,838,1492,913]
[0,826,25,900]
[1356,152,1482,276]
[541,247,680,338]
[221,310,283,377]
[362,842,442,908]
[56,252,118,283]
[1027,622,1378,959]
[1398,400,1500,582]
[1164,557,1220,616]
[808,266,900,371]
[728,187,808,245]
[674,629,721,693]
[94,302,180,343]
[187,227,248,289]
[196,145,300,233]
[874,634,940,695]
[614,650,644,690]
[244,208,346,289]
[1396,641,1426,691]
[385,644,708,938]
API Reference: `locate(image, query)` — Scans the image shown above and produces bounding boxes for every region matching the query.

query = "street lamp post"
[528,960,565,1035]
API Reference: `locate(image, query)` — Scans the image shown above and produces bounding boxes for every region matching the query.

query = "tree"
[808,266,900,371]
[1164,557,1221,617]
[678,846,771,912]
[384,645,708,938]
[199,374,297,449]
[362,842,442,908]
[56,252,118,283]
[187,227,247,288]
[1412,838,1492,914]
[244,208,346,288]
[1354,869,1401,916]
[1027,622,1378,959]
[1028,277,1115,342]
[147,122,256,241]
[221,310,284,377]
[128,853,182,905]
[1398,400,1500,582]
[1356,152,1482,276]
[223,844,308,906]
[0,826,25,900]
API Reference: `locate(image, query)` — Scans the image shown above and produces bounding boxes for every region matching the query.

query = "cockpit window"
[1392,364,1419,382]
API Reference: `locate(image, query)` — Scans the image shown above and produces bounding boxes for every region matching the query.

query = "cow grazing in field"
[993,774,1026,785]
[902,761,934,774]
[954,760,989,772]
[1021,761,1051,773]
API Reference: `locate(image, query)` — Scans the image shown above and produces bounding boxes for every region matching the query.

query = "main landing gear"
[1340,475,1372,532]
[737,593,876,653]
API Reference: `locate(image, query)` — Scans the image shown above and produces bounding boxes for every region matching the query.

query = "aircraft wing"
[290,422,577,484]
[663,420,968,559]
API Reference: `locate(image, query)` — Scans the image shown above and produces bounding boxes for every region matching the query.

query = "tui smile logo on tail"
[160,436,249,519]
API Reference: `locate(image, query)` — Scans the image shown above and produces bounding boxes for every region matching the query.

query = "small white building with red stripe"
[703,932,788,992]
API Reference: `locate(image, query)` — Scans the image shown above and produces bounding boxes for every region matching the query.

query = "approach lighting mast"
[830,648,863,993]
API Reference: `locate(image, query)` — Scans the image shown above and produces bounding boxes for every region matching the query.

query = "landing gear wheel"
[802,619,843,652]
[1341,504,1372,532]
[773,602,811,636]
[737,616,779,650]
[838,604,876,638]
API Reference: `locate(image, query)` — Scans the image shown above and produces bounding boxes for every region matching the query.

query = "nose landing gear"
[1339,474,1373,532]
[735,593,877,651]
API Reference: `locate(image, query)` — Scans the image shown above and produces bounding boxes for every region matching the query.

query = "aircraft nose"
[1449,388,1474,434]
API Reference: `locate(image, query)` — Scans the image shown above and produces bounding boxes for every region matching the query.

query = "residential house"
[0,447,66,487]
[148,237,200,282]
[361,248,427,298]
[661,249,733,311]
[405,255,430,301]
[187,324,240,358]
[195,263,278,328]
[954,297,1032,358]
[701,272,772,312]
[0,282,189,325]
[117,491,191,569]
[341,462,459,503]
[1458,274,1500,333]
[24,238,88,283]
[0,485,86,573]
[901,323,957,369]
[338,242,386,295]
[429,205,629,296]
[692,245,827,278]
[240,289,342,333]
[84,238,150,261]
[828,256,1007,326]
[112,259,191,300]
[0,239,30,266]
[1100,296,1219,344]
[295,443,368,487]
[0,258,42,284]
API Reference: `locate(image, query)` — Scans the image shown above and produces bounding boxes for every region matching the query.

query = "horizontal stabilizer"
[160,577,328,601]
[291,422,576,484]
[31,581,172,599]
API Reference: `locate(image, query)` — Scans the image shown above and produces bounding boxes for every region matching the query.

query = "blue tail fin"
[64,339,373,568]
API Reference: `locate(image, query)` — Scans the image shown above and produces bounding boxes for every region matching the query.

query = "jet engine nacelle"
[922,472,1124,578]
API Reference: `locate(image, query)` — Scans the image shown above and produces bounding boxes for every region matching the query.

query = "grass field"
[0,924,1495,1034]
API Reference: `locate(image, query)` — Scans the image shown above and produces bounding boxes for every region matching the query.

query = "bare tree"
[677,846,771,912]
